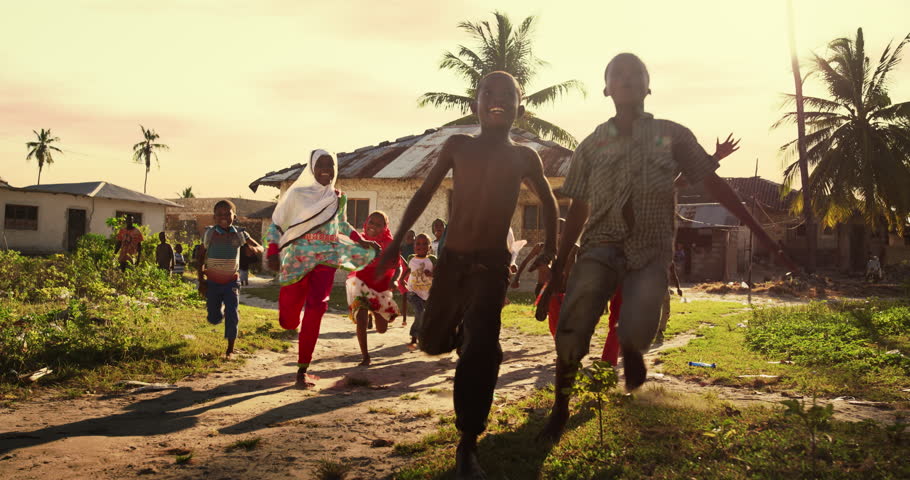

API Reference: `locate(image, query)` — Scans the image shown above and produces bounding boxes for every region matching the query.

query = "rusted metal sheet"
[249,125,574,192]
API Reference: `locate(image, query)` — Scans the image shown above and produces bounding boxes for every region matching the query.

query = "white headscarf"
[272,149,340,249]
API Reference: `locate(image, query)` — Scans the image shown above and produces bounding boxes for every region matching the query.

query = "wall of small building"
[1,189,166,254]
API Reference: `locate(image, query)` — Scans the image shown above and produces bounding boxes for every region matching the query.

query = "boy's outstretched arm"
[703,173,799,272]
[376,136,459,272]
[535,198,589,321]
[523,149,559,268]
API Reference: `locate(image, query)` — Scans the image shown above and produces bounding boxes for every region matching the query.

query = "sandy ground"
[0,279,902,480]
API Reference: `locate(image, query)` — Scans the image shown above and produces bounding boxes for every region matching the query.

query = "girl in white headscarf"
[265,149,378,387]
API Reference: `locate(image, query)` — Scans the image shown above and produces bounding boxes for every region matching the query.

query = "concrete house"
[1,181,181,254]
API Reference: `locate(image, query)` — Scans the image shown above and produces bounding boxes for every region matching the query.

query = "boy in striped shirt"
[197,200,264,358]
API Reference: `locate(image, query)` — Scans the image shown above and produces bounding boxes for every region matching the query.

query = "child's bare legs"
[356,310,390,366]
[225,338,235,358]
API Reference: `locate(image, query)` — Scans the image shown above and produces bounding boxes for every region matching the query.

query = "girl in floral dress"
[266,149,378,387]
[346,211,402,366]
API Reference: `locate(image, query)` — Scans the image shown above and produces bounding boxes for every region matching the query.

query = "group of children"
[193,54,798,479]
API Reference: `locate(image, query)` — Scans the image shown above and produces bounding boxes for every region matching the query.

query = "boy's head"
[158,231,167,242]
[431,218,446,240]
[471,71,524,129]
[213,199,237,229]
[312,152,335,186]
[175,244,183,253]
[414,233,431,257]
[365,211,388,238]
[404,230,415,245]
[603,53,650,104]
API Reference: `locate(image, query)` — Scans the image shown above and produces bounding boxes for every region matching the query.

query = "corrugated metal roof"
[676,203,743,229]
[677,176,797,212]
[249,125,573,192]
[19,182,181,207]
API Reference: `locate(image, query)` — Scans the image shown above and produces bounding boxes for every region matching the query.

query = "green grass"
[0,301,292,406]
[226,437,261,452]
[395,387,910,479]
[658,300,910,401]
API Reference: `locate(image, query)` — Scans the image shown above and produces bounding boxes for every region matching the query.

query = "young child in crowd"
[346,211,402,367]
[155,231,174,272]
[537,53,797,442]
[173,244,186,276]
[266,150,378,386]
[197,200,264,358]
[430,218,446,255]
[404,233,436,349]
[378,71,558,479]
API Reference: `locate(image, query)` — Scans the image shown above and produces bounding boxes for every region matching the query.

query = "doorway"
[67,209,87,251]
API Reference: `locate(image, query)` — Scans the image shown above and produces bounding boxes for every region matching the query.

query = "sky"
[2,0,909,201]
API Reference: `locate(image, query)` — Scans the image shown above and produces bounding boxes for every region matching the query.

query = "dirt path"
[0,290,900,479]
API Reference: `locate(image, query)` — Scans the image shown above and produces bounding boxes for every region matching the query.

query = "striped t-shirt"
[203,226,251,284]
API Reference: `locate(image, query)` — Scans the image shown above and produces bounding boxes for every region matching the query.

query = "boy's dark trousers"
[419,248,511,437]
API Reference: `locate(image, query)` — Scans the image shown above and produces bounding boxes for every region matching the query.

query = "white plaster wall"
[1,189,167,254]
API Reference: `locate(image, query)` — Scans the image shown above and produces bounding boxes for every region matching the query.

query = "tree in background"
[774,28,910,236]
[132,125,169,194]
[25,129,62,185]
[178,186,195,198]
[418,11,585,147]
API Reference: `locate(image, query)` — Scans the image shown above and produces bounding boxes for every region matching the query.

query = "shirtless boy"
[379,71,558,479]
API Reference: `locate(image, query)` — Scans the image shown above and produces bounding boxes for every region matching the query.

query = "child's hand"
[359,240,381,255]
[510,277,520,289]
[375,242,400,278]
[714,133,741,162]
[528,250,555,273]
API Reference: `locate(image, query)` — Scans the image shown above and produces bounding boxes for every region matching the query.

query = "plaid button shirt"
[561,113,719,269]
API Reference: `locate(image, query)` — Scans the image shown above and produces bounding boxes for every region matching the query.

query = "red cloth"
[351,217,400,293]
[278,264,336,366]
[600,287,623,366]
[547,293,565,338]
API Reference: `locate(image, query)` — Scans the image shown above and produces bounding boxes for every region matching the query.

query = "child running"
[266,150,378,386]
[378,71,558,479]
[537,53,797,442]
[197,200,264,358]
[346,211,402,366]
[404,233,436,349]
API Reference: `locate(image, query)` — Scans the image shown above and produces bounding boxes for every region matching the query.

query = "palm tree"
[25,129,63,185]
[785,0,817,273]
[418,11,586,147]
[178,186,195,198]
[132,125,169,193]
[774,28,910,234]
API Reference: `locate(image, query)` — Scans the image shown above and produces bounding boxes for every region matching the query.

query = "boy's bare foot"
[455,437,486,480]
[407,343,417,351]
[358,356,371,367]
[295,368,317,388]
[536,405,569,443]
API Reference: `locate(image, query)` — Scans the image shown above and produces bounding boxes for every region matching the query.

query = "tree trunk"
[787,0,817,274]
[37,165,42,185]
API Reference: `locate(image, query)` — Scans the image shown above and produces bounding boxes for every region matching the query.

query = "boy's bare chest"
[451,145,524,178]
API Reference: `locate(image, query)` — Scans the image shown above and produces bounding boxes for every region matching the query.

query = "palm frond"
[524,80,587,108]
[439,51,482,85]
[516,112,578,148]
[417,92,474,114]
[866,32,910,106]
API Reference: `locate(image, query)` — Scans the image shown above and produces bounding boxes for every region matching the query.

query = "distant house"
[164,197,276,246]
[677,176,910,278]
[249,124,574,283]
[0,181,181,254]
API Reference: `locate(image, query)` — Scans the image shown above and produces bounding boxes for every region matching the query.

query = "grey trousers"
[555,245,669,365]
